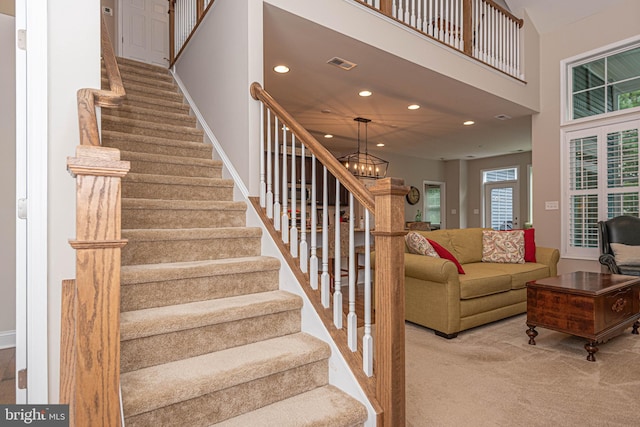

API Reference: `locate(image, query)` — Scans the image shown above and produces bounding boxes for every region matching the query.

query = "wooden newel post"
[371,177,408,427]
[65,145,129,427]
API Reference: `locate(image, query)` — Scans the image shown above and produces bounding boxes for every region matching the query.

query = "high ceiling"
[263,1,619,162]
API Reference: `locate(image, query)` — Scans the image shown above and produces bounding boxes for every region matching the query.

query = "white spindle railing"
[359,0,524,79]
[258,102,377,378]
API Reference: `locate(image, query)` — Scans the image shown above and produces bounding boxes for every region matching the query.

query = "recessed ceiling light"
[463,120,475,126]
[359,90,372,97]
[408,104,420,110]
[324,134,333,139]
[376,143,385,147]
[273,65,290,74]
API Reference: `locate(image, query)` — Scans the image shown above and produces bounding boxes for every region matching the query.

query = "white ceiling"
[263,1,619,161]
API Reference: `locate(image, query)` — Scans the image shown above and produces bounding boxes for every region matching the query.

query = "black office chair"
[598,215,640,276]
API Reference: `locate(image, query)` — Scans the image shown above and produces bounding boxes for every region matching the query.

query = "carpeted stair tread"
[116,61,173,80]
[214,385,368,427]
[120,332,330,417]
[102,116,203,142]
[120,290,302,341]
[102,130,212,159]
[102,76,182,101]
[122,227,261,242]
[123,93,190,114]
[123,172,233,187]
[120,257,281,311]
[122,173,233,201]
[121,257,280,285]
[102,105,197,127]
[120,150,221,169]
[103,69,177,91]
[116,57,170,74]
[122,198,245,211]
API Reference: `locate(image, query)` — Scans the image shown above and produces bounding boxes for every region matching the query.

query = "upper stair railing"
[251,82,408,426]
[60,16,129,427]
[169,0,215,66]
[359,0,525,80]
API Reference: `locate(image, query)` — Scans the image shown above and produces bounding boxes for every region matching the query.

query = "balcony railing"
[359,0,525,80]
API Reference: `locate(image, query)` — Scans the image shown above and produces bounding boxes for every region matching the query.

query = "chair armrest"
[599,253,621,274]
[534,246,560,276]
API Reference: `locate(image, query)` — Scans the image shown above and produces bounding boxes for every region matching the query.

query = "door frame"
[483,181,520,230]
[422,181,446,229]
[15,0,49,403]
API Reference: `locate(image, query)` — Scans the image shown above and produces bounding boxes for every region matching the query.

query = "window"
[423,181,445,229]
[569,44,640,120]
[564,121,640,258]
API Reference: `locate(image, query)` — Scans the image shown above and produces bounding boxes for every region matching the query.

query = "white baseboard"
[0,330,16,349]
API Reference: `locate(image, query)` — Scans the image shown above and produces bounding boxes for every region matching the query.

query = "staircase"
[102,57,368,426]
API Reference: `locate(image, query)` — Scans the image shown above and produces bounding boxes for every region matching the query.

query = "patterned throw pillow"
[482,230,525,264]
[405,232,439,257]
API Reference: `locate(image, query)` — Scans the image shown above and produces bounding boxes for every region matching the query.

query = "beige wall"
[0,0,14,16]
[532,0,640,273]
[0,12,16,345]
[466,151,532,229]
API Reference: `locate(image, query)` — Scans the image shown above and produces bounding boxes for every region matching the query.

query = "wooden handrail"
[250,82,376,213]
[483,0,524,27]
[61,15,130,427]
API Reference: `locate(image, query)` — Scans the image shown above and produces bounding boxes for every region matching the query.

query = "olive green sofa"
[403,228,560,338]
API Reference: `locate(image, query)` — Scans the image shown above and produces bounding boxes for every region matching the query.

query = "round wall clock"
[406,186,420,205]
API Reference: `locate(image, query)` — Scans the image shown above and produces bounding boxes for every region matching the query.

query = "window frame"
[561,35,640,126]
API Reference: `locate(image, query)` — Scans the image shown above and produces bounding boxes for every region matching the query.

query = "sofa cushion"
[405,232,439,257]
[487,262,550,289]
[482,230,525,263]
[610,242,640,266]
[458,263,512,299]
[447,228,485,264]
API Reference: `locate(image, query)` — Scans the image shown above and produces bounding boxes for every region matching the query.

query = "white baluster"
[347,194,357,351]
[274,117,281,231]
[333,178,342,329]
[266,109,273,218]
[427,0,433,36]
[290,134,298,257]
[259,103,265,208]
[362,209,373,377]
[299,144,308,272]
[439,0,444,41]
[310,155,318,289]
[410,0,416,27]
[321,167,330,308]
[281,127,289,243]
[422,0,429,33]
[392,0,397,19]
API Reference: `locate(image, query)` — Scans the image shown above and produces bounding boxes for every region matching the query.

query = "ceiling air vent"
[495,114,512,120]
[327,57,357,71]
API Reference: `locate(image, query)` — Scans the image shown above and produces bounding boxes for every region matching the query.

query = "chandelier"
[338,117,389,179]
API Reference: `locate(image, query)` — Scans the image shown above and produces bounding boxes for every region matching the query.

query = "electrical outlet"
[451,209,457,215]
[473,209,479,215]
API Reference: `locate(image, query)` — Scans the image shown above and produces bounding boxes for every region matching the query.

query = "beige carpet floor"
[406,314,640,427]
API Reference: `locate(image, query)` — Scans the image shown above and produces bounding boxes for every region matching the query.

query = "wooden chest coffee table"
[526,271,640,361]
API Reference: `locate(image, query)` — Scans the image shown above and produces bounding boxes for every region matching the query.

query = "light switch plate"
[545,201,559,210]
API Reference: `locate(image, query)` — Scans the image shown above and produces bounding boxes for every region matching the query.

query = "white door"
[121,0,169,66]
[484,182,520,230]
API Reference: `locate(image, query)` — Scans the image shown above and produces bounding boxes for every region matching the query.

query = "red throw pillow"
[500,229,536,262]
[427,239,465,274]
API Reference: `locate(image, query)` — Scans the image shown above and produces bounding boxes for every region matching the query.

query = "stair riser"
[122,208,246,229]
[121,311,300,373]
[125,159,220,178]
[122,182,231,200]
[102,109,196,127]
[124,361,328,427]
[103,138,212,160]
[118,66,173,82]
[102,75,180,98]
[105,71,177,91]
[121,269,279,312]
[122,237,261,265]
[124,85,184,103]
[103,123,203,143]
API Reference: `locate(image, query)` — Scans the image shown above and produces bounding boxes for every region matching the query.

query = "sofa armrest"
[535,246,560,276]
[405,253,459,283]
[599,253,621,274]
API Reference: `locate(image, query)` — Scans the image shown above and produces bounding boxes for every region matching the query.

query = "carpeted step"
[122,227,262,265]
[101,104,197,127]
[116,60,173,81]
[216,385,368,427]
[121,333,331,426]
[123,93,190,115]
[121,257,281,312]
[102,130,212,159]
[102,115,204,143]
[104,68,177,91]
[122,173,234,201]
[116,57,170,75]
[102,77,184,103]
[120,151,222,178]
[121,198,246,229]
[120,290,303,373]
